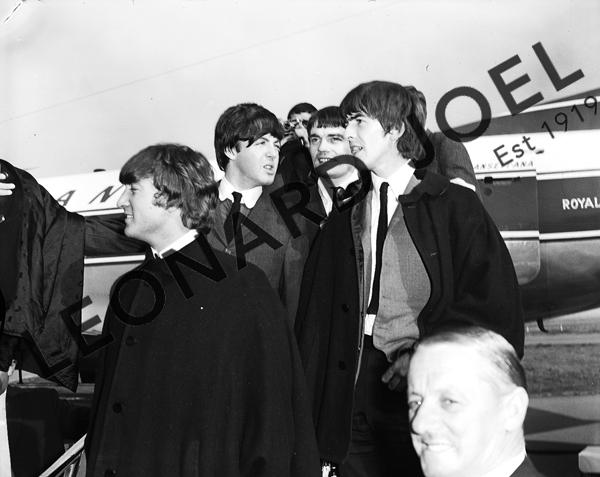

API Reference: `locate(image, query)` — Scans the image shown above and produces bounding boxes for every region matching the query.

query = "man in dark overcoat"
[85,144,320,477]
[295,81,524,477]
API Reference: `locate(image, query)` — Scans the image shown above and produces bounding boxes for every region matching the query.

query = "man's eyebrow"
[346,112,361,120]
[327,133,345,138]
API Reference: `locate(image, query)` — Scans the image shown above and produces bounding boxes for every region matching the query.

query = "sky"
[0,0,598,178]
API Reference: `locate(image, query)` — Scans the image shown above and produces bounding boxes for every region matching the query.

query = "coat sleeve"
[444,189,524,356]
[84,215,146,256]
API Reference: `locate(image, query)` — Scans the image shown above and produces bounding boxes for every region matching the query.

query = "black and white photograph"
[0,0,599,476]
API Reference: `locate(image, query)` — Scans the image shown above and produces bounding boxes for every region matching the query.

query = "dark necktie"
[366,182,389,315]
[225,191,242,243]
[334,180,361,202]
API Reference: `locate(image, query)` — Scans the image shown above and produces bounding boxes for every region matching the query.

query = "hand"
[280,131,297,147]
[0,173,15,196]
[381,342,416,391]
[294,127,309,148]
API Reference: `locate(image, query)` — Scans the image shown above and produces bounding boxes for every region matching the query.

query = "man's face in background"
[308,125,353,181]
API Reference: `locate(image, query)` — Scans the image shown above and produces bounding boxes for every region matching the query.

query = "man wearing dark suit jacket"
[408,326,545,477]
[295,81,523,476]
[208,103,310,324]
[86,144,319,477]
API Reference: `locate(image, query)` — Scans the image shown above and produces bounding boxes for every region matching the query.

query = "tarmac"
[526,394,600,476]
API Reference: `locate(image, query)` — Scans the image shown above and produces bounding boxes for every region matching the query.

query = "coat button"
[341,304,350,312]
[125,336,136,346]
[104,470,117,476]
[112,402,123,413]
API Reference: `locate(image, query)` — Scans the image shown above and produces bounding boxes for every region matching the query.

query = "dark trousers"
[339,336,423,477]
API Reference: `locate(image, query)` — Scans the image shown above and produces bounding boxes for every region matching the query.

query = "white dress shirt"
[152,229,199,259]
[218,177,262,209]
[364,161,415,336]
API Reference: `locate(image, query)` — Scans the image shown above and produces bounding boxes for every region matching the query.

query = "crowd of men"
[0,80,546,477]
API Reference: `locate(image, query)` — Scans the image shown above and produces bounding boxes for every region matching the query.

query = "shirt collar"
[218,177,262,209]
[317,170,361,213]
[316,178,333,214]
[480,449,526,477]
[317,170,360,197]
[371,161,415,198]
[151,229,199,259]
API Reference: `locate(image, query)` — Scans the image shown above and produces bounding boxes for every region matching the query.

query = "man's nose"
[268,143,279,160]
[409,400,435,436]
[344,123,355,140]
[116,188,129,209]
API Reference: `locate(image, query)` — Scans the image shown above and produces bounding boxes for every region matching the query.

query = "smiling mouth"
[263,164,275,173]
[317,156,332,164]
[421,441,451,452]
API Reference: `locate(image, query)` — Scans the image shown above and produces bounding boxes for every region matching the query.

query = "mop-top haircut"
[119,143,218,233]
[214,103,284,171]
[340,80,428,163]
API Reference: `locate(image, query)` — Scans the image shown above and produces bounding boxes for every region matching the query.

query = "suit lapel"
[511,457,544,477]
[243,190,273,241]
[211,199,229,247]
[351,187,372,316]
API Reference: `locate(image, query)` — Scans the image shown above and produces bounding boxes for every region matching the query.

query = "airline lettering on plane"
[57,190,76,207]
[89,184,125,205]
[46,177,125,211]
[562,197,600,210]
[473,160,534,172]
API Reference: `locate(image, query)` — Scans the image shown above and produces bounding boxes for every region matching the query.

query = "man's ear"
[502,387,529,432]
[388,122,406,141]
[224,147,238,161]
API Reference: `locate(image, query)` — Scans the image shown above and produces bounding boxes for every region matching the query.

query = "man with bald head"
[408,326,545,477]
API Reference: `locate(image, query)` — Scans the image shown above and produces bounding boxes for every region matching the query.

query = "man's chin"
[420,452,460,477]
[259,175,276,187]
[123,225,138,239]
